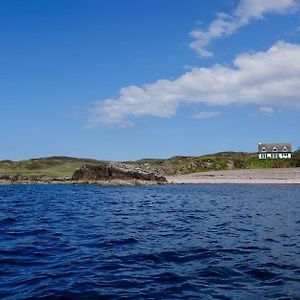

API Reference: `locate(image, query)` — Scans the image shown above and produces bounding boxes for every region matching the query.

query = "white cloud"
[258,106,274,116]
[193,111,222,119]
[88,41,300,127]
[190,0,299,57]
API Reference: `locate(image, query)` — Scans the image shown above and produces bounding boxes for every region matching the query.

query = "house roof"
[258,143,292,153]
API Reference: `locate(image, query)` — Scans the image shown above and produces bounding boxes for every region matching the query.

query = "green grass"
[132,151,300,175]
[1,151,299,179]
[0,156,107,179]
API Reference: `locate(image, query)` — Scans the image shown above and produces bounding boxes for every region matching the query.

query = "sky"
[1,0,300,161]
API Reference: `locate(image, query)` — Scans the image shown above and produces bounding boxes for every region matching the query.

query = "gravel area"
[167,168,300,184]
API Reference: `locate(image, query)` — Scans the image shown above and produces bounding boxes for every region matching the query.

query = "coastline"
[166,168,300,184]
[0,179,165,186]
[167,168,300,184]
[2,168,300,185]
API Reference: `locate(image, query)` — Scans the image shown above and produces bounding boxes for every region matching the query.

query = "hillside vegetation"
[1,151,300,179]
[132,151,300,175]
[0,156,107,179]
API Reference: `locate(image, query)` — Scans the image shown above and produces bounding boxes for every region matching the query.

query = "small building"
[258,143,292,159]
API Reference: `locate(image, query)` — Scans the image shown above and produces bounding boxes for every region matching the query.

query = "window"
[282,146,288,152]
[273,147,278,152]
[262,147,267,152]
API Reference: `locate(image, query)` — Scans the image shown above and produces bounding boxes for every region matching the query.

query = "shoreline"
[2,168,300,185]
[0,179,165,186]
[167,168,300,185]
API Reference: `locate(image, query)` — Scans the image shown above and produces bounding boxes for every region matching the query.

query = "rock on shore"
[71,163,167,184]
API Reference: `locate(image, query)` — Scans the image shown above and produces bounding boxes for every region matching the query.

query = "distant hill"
[1,151,300,180]
[0,156,108,179]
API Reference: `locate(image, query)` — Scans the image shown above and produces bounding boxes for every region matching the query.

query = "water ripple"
[0,184,300,299]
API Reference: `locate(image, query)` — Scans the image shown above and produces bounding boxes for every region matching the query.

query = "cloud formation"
[190,0,299,57]
[193,111,222,119]
[88,41,300,127]
[258,106,274,116]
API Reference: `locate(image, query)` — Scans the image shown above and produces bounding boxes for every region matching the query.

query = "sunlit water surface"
[0,184,300,299]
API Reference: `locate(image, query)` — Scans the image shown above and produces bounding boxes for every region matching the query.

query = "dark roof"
[258,143,292,153]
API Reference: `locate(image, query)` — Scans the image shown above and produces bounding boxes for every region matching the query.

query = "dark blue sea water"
[0,184,300,299]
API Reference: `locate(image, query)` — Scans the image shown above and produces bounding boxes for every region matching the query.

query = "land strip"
[167,168,300,184]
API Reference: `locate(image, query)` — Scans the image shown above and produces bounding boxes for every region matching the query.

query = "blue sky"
[1,0,300,161]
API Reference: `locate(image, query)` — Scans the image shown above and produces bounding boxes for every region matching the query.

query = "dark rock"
[11,175,22,183]
[0,174,11,181]
[72,163,167,183]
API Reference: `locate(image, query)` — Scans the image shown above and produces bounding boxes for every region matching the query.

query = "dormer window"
[282,146,288,152]
[261,147,267,152]
[272,147,278,152]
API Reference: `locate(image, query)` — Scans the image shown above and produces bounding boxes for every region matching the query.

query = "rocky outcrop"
[0,174,72,184]
[0,174,23,183]
[71,164,167,184]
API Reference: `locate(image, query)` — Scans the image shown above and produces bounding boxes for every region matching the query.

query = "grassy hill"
[131,151,300,175]
[0,156,108,179]
[1,151,300,179]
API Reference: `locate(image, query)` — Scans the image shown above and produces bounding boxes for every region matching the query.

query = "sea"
[0,184,300,299]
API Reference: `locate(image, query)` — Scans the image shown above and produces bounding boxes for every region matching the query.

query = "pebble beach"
[167,168,300,184]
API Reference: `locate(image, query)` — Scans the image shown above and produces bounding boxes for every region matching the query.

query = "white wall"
[258,152,292,159]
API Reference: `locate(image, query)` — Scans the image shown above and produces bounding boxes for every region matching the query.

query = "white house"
[258,143,292,159]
